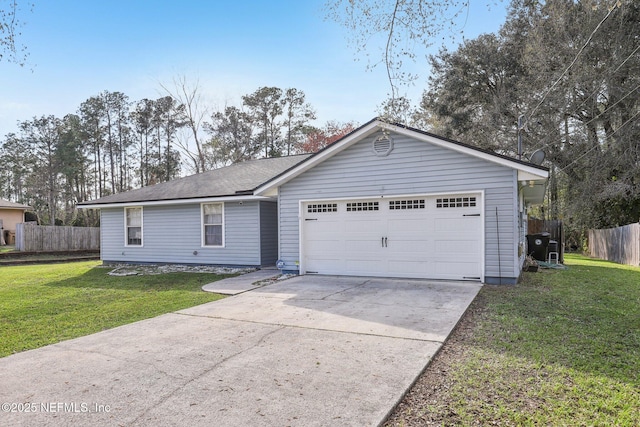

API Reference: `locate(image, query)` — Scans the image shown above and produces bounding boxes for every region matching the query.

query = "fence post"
[635,223,640,267]
[16,223,23,251]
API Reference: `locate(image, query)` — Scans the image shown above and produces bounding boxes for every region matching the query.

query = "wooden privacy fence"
[16,223,100,252]
[589,223,640,266]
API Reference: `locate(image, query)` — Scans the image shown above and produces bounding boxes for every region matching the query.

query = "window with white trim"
[202,203,224,246]
[125,207,143,246]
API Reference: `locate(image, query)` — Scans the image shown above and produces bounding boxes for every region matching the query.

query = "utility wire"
[531,81,640,152]
[558,108,640,173]
[527,1,621,121]
[613,43,640,74]
[552,40,640,129]
[538,38,640,139]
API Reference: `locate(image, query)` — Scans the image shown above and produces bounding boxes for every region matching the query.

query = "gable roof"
[0,199,31,210]
[79,154,311,208]
[255,118,549,197]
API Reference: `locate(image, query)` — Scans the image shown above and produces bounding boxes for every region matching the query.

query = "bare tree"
[160,75,209,173]
[0,0,31,66]
[326,0,504,112]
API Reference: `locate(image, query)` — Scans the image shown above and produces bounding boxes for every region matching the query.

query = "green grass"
[448,254,640,426]
[0,261,228,357]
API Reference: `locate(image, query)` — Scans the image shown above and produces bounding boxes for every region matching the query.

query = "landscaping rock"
[106,264,255,276]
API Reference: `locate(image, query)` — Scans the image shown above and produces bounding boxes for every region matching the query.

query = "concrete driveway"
[0,275,481,427]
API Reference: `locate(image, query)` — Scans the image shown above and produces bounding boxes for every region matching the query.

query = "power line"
[530,81,640,152]
[538,38,640,141]
[613,43,640,74]
[527,1,621,122]
[525,27,640,153]
[558,108,640,173]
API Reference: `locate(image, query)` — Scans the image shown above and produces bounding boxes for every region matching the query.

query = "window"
[307,203,337,213]
[436,197,477,208]
[389,199,426,210]
[202,203,224,246]
[346,201,379,212]
[125,207,143,246]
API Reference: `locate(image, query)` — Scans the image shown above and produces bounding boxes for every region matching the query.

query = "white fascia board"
[517,169,549,181]
[377,122,549,180]
[78,195,272,209]
[254,121,382,195]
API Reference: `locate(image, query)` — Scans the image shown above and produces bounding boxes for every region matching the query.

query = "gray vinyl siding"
[259,201,278,266]
[278,132,519,282]
[100,201,264,266]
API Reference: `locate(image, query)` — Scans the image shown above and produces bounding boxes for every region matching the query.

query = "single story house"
[79,119,548,284]
[0,198,31,245]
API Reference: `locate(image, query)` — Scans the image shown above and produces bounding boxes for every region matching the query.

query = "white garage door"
[301,194,483,281]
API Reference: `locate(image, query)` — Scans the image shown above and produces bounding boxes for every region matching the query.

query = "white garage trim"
[298,191,485,281]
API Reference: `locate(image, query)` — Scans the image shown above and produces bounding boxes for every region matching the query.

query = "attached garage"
[301,194,483,280]
[257,119,548,285]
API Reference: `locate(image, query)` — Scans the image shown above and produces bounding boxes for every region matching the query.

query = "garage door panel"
[434,239,480,254]
[388,260,430,275]
[434,216,479,231]
[307,257,343,273]
[389,240,432,253]
[305,220,341,235]
[344,218,384,233]
[306,239,341,253]
[387,218,433,233]
[435,260,481,278]
[345,239,383,252]
[345,258,384,274]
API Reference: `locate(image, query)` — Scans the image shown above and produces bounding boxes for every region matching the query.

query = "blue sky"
[0,1,507,137]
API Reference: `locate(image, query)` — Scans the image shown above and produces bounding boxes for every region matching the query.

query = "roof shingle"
[79,154,311,206]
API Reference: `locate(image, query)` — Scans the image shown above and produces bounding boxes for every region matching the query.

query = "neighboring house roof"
[0,199,31,210]
[78,154,312,208]
[255,118,549,203]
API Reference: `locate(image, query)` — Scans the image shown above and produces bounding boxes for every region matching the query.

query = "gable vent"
[372,134,393,157]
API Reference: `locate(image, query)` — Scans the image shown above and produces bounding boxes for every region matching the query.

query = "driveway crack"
[319,279,371,300]
[129,326,285,424]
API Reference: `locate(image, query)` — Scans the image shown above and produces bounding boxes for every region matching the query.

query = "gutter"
[78,194,274,209]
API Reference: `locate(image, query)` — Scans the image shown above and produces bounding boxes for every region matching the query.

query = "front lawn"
[386,254,640,426]
[0,261,227,357]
